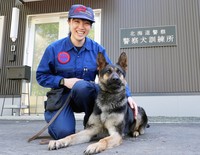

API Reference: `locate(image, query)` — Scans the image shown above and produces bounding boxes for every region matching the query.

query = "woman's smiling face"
[69,18,92,46]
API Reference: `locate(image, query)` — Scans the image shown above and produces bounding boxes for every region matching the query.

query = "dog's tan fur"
[48,52,148,154]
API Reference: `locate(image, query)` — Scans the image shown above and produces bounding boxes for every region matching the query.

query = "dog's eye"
[116,69,122,75]
[106,69,112,74]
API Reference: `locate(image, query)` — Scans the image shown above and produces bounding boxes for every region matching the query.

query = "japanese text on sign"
[120,25,177,48]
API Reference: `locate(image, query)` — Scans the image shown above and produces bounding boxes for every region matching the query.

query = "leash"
[27,93,72,143]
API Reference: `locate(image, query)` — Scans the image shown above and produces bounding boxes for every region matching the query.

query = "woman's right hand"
[63,78,82,89]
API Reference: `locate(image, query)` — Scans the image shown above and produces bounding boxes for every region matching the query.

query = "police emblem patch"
[58,52,70,64]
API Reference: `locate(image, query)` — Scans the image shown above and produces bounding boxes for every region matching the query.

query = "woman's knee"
[48,124,75,140]
[44,105,75,140]
[71,80,98,99]
[47,113,75,139]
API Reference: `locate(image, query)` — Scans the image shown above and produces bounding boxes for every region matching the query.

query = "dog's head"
[97,52,127,93]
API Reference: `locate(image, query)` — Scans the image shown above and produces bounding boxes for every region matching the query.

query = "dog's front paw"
[133,131,140,137]
[48,140,65,150]
[84,143,106,155]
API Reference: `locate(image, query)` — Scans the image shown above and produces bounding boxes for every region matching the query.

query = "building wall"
[101,0,200,94]
[0,0,200,116]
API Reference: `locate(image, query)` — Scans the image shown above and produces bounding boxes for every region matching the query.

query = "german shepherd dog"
[48,52,148,154]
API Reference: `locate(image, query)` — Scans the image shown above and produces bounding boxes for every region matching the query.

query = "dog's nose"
[111,74,119,81]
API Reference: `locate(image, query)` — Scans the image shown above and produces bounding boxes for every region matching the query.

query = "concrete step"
[3,105,29,109]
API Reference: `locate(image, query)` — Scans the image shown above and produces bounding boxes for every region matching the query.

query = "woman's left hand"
[128,97,138,119]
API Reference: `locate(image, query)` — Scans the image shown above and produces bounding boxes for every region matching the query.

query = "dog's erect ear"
[117,52,127,71]
[97,52,108,71]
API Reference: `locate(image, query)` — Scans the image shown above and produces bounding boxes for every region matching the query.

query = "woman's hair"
[68,18,93,25]
[68,18,71,36]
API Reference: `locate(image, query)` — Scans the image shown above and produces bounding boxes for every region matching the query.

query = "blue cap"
[68,4,95,23]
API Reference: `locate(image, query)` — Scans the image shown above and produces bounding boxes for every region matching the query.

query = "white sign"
[120,25,177,48]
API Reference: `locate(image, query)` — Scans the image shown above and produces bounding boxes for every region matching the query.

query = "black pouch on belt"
[45,87,68,111]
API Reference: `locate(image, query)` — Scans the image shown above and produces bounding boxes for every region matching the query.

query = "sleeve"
[125,84,132,97]
[98,46,112,64]
[36,45,63,88]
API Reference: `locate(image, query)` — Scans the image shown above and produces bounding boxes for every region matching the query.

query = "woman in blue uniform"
[36,4,138,140]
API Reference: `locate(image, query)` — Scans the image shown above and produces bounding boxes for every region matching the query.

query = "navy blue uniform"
[36,36,131,139]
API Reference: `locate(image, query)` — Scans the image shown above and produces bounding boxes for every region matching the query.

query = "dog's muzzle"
[107,74,122,89]
[111,74,120,82]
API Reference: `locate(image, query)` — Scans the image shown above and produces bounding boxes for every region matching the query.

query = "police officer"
[36,4,138,140]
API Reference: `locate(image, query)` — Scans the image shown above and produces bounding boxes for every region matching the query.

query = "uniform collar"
[83,37,92,51]
[65,36,75,51]
[65,36,92,51]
